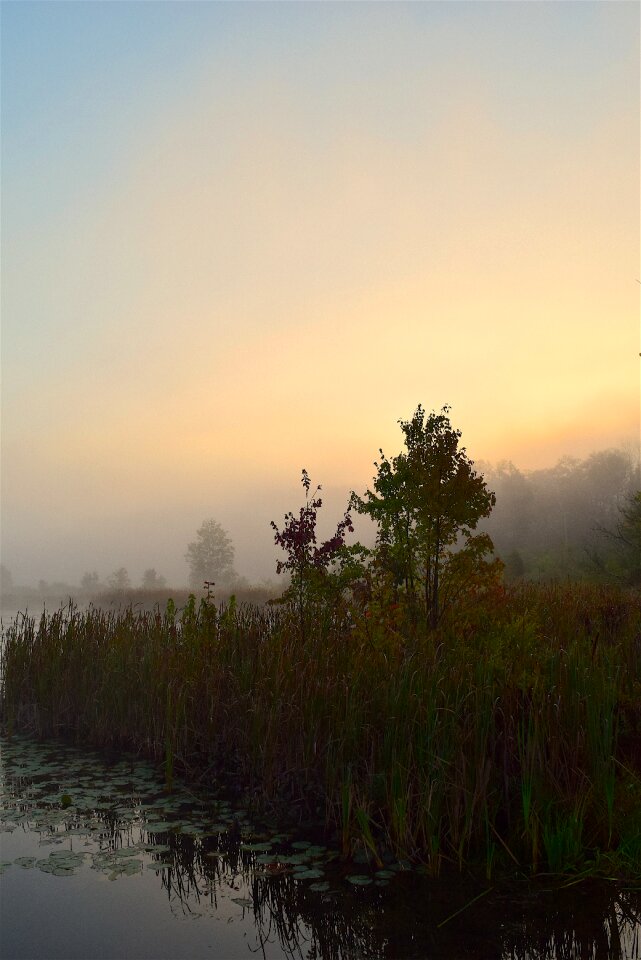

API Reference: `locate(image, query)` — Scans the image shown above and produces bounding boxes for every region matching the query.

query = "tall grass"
[1,582,640,876]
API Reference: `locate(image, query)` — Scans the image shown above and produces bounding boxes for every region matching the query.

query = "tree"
[352,405,497,628]
[483,461,535,558]
[271,469,354,630]
[596,491,641,585]
[108,567,131,592]
[80,571,100,594]
[141,568,167,590]
[185,519,235,590]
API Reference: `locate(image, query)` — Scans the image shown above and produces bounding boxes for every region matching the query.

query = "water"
[0,735,639,959]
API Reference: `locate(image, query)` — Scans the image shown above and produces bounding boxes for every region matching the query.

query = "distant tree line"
[480,450,640,585]
[1,432,638,611]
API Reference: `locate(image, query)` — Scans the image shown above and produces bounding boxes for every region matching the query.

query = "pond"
[0,735,639,959]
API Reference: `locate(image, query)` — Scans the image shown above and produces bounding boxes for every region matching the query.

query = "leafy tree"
[80,571,100,594]
[482,461,535,558]
[596,491,641,585]
[271,470,354,631]
[503,550,526,581]
[108,567,130,592]
[185,519,235,590]
[352,405,497,628]
[141,568,167,590]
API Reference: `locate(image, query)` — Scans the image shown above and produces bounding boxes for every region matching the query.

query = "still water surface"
[0,735,639,959]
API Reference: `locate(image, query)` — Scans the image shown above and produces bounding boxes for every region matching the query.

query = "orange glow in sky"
[2,2,639,584]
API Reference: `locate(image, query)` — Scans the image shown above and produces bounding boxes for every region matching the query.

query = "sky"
[1,1,639,588]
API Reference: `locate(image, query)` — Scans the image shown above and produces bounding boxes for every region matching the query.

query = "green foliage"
[352,405,497,627]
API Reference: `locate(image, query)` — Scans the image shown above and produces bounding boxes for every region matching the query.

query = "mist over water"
[2,445,638,605]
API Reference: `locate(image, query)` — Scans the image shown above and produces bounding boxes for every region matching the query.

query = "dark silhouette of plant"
[271,469,354,633]
[352,405,498,628]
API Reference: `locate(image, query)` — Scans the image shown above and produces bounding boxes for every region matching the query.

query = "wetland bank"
[1,575,641,958]
[2,410,640,955]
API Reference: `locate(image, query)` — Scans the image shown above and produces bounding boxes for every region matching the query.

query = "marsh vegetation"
[2,578,640,882]
[2,408,640,885]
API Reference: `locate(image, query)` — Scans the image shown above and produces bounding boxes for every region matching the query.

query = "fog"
[2,443,639,604]
[0,475,373,595]
[2,4,638,603]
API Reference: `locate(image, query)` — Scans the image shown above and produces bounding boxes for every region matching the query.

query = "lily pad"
[254,863,290,878]
[305,845,327,857]
[293,868,324,880]
[111,847,143,858]
[346,874,373,886]
[231,897,253,908]
[108,860,142,879]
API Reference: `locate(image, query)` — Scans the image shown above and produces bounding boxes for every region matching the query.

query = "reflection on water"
[0,735,639,959]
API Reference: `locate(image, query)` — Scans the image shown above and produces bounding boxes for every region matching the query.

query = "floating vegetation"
[293,868,325,880]
[309,881,330,892]
[0,735,640,959]
[0,735,381,896]
[231,897,253,908]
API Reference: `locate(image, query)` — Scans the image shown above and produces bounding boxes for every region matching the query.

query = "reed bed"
[1,582,640,877]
